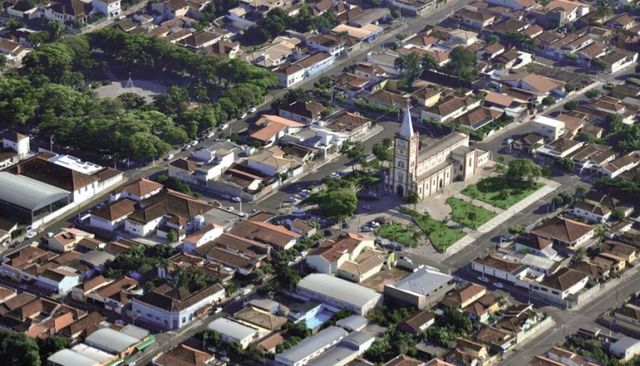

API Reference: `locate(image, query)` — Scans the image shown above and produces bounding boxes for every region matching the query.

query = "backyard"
[462,177,543,209]
[377,223,419,247]
[447,197,496,229]
[403,208,466,252]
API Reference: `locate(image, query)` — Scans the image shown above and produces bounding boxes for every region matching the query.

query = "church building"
[385,105,491,200]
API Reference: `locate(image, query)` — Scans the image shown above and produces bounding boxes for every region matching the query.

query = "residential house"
[89,199,136,232]
[531,217,595,250]
[412,87,442,108]
[514,234,559,260]
[278,101,325,124]
[85,276,139,313]
[598,152,640,178]
[123,189,215,239]
[48,228,94,253]
[454,106,503,131]
[153,344,215,366]
[421,95,483,123]
[537,138,585,159]
[501,74,565,101]
[113,178,163,202]
[276,52,335,88]
[230,218,300,252]
[245,146,303,179]
[530,0,590,28]
[385,0,435,16]
[568,144,615,173]
[598,48,638,73]
[532,116,566,143]
[399,310,435,335]
[132,282,225,330]
[471,252,530,285]
[457,9,496,29]
[249,115,305,147]
[0,38,30,64]
[195,232,269,275]
[91,0,120,17]
[40,0,94,24]
[530,267,588,303]
[441,283,487,309]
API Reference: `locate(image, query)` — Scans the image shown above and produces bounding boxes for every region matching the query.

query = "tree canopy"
[506,159,542,184]
[2,28,277,161]
[0,330,41,366]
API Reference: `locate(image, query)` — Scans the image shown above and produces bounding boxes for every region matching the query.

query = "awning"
[107,358,123,366]
[135,335,156,351]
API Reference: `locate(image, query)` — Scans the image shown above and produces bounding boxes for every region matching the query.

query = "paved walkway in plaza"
[441,178,561,258]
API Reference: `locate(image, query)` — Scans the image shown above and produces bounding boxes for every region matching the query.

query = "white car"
[25,230,37,239]
[226,206,234,212]
[164,154,174,161]
[232,196,242,202]
[477,276,489,283]
[249,107,257,113]
[240,112,248,119]
[330,172,340,178]
[494,282,504,289]
[219,124,229,130]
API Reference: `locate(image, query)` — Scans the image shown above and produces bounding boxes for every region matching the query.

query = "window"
[398,161,405,168]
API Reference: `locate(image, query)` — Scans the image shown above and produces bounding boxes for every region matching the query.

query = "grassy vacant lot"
[462,177,543,209]
[377,223,418,247]
[403,208,465,252]
[447,197,496,229]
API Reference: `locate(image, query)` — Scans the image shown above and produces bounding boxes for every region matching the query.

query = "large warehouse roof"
[0,172,69,211]
[297,273,381,309]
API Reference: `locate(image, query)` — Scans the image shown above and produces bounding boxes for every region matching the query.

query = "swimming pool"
[305,308,334,329]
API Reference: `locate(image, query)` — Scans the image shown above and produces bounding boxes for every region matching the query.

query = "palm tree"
[595,0,613,17]
[421,53,439,71]
[394,55,408,72]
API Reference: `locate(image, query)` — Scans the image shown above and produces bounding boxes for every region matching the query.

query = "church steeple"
[399,101,414,138]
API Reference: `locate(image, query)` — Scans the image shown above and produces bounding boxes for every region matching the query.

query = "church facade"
[385,106,491,200]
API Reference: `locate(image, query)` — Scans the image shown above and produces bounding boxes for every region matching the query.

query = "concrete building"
[296,273,382,315]
[207,317,259,349]
[275,326,348,366]
[532,116,565,142]
[384,266,456,309]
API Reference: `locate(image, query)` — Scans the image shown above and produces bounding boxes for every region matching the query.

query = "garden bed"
[446,197,496,229]
[462,177,543,209]
[376,223,419,247]
[403,208,465,252]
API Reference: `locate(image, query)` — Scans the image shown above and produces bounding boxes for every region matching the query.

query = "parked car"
[232,196,241,202]
[25,231,37,239]
[164,154,174,161]
[494,282,504,289]
[249,107,257,113]
[478,276,489,283]
[323,229,332,237]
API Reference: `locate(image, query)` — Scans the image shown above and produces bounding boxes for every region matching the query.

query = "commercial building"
[0,153,123,228]
[208,317,259,349]
[132,283,225,330]
[384,266,456,309]
[275,326,348,366]
[296,273,382,315]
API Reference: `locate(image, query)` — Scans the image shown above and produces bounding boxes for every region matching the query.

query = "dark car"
[323,229,332,237]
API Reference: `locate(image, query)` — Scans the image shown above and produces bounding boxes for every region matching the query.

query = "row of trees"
[2,28,277,161]
[243,7,338,45]
[394,46,479,90]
